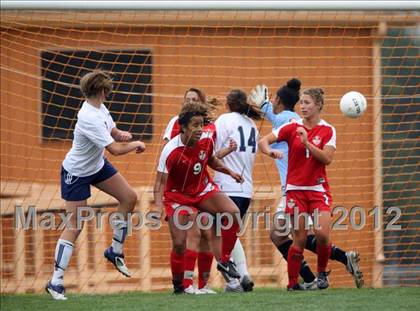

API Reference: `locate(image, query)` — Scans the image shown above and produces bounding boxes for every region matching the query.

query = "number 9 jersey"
[157,132,217,203]
[213,112,259,198]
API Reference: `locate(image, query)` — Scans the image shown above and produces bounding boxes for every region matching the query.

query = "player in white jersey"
[46,71,146,300]
[250,80,363,289]
[214,89,262,292]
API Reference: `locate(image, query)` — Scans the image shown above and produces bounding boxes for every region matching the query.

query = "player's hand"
[230,171,244,183]
[228,139,238,151]
[296,127,308,145]
[248,84,269,108]
[269,149,283,159]
[135,141,146,153]
[117,130,132,142]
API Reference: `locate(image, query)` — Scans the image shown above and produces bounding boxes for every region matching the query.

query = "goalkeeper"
[249,79,364,289]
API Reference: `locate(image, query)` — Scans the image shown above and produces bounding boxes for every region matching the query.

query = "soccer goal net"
[1,3,418,293]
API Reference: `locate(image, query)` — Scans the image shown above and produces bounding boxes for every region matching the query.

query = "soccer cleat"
[317,271,330,290]
[346,251,364,288]
[287,283,305,291]
[240,275,254,292]
[172,281,185,295]
[224,279,244,293]
[217,260,241,279]
[45,281,68,300]
[184,285,205,295]
[198,284,217,294]
[302,278,318,290]
[104,247,132,277]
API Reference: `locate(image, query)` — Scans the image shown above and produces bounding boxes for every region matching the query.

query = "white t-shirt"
[213,112,259,198]
[62,101,115,177]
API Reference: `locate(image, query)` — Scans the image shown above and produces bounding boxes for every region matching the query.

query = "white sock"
[231,239,249,277]
[51,239,74,285]
[111,220,128,254]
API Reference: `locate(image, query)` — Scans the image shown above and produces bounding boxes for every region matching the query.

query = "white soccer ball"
[339,91,367,118]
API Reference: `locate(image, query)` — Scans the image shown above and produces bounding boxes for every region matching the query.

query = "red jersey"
[157,132,215,201]
[163,115,217,141]
[273,119,336,192]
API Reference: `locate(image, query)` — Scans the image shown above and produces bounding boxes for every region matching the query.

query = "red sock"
[183,249,198,288]
[317,243,332,273]
[198,252,213,289]
[220,221,239,263]
[170,250,185,285]
[287,246,303,288]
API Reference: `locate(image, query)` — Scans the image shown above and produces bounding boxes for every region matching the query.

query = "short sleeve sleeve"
[272,123,293,143]
[157,148,170,173]
[214,115,230,151]
[79,117,114,148]
[325,126,337,149]
[163,116,178,141]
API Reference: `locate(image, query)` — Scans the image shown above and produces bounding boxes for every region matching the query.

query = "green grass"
[2,288,419,311]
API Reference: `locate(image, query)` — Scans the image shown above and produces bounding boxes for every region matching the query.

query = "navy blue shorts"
[229,196,251,219]
[61,158,118,201]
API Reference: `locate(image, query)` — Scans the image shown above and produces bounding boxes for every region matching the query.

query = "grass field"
[1,287,419,311]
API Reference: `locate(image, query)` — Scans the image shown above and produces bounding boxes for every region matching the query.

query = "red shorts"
[164,182,219,218]
[285,190,332,216]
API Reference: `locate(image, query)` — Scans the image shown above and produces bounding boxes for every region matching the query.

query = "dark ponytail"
[226,89,262,120]
[276,78,301,111]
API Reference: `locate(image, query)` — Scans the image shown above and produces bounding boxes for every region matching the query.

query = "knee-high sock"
[198,251,213,289]
[112,220,128,254]
[287,246,303,288]
[183,249,198,288]
[52,239,74,285]
[220,221,239,263]
[276,239,315,283]
[171,250,185,286]
[317,243,332,273]
[231,239,249,277]
[307,235,348,266]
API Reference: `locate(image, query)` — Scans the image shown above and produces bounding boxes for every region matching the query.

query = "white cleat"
[198,284,217,294]
[45,281,68,300]
[302,278,318,290]
[346,251,364,288]
[184,285,205,295]
[224,279,244,293]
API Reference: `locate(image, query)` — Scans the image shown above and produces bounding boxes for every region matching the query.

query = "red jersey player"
[259,87,335,291]
[154,101,244,294]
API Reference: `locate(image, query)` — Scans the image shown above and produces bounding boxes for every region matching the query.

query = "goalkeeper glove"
[249,84,269,108]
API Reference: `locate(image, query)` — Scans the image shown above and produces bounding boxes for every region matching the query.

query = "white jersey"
[213,112,258,198]
[62,101,115,177]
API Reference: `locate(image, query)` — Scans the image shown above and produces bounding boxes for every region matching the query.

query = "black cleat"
[240,275,254,292]
[287,283,305,291]
[172,280,184,295]
[217,260,241,279]
[317,271,330,290]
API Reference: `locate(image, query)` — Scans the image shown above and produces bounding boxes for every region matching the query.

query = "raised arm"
[111,127,133,142]
[106,141,145,156]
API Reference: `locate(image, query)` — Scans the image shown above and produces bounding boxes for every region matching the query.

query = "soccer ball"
[339,91,367,118]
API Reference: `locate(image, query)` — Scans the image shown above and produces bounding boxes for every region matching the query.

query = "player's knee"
[172,240,186,254]
[315,232,329,245]
[270,227,288,246]
[123,189,137,210]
